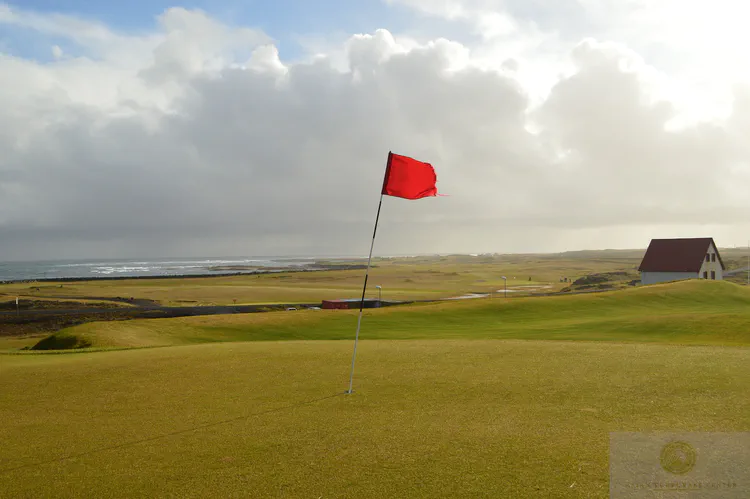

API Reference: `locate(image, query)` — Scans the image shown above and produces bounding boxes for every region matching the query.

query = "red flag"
[382,152,438,200]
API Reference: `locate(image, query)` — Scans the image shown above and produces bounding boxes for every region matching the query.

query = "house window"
[711,254,716,262]
[703,271,708,279]
[711,271,716,280]
[706,254,710,262]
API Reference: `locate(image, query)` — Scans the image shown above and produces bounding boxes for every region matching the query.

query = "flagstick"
[346,194,384,394]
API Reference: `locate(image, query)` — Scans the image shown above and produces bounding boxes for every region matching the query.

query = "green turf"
[0,335,43,350]
[4,278,750,496]
[42,280,750,350]
[1,340,748,497]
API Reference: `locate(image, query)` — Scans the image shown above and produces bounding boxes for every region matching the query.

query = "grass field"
[2,249,748,308]
[2,339,749,497]
[0,253,644,306]
[32,280,750,350]
[3,275,750,497]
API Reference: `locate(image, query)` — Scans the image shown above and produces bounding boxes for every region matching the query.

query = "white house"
[639,238,725,285]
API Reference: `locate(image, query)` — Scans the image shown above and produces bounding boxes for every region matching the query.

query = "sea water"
[0,257,321,282]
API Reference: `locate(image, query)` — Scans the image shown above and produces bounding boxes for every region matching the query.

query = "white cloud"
[0,2,115,43]
[388,0,750,121]
[1,3,750,259]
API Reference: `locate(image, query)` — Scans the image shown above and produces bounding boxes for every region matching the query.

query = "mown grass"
[3,278,750,496]
[0,335,44,350]
[44,280,750,349]
[1,339,748,497]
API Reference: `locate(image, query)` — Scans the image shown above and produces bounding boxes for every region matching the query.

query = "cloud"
[1,3,750,260]
[390,0,750,121]
[0,2,115,43]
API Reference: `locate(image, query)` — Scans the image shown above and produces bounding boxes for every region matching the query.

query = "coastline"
[0,263,369,285]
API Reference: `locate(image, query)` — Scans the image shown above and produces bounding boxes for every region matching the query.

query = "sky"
[3,0,750,260]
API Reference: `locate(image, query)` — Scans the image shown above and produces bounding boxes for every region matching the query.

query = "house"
[638,238,725,285]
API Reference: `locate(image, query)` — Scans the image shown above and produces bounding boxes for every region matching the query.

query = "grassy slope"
[0,253,642,306]
[47,280,750,349]
[0,335,43,350]
[1,340,748,497]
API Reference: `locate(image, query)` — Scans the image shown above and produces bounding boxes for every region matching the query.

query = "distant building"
[321,299,381,310]
[638,238,725,285]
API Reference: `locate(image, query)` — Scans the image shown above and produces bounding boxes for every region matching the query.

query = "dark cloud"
[1,9,750,260]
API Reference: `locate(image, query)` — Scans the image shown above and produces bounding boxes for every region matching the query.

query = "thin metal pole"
[347,194,384,394]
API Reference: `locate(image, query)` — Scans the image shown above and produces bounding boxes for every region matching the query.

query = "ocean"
[0,257,326,282]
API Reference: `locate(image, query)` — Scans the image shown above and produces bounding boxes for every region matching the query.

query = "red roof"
[638,238,725,272]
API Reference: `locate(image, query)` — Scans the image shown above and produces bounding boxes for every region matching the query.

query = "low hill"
[33,279,750,350]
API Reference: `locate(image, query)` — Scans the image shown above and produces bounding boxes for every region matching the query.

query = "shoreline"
[0,264,369,285]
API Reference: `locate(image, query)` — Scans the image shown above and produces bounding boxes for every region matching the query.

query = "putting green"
[2,339,749,497]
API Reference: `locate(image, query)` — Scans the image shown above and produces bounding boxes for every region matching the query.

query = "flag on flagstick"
[382,153,439,200]
[347,151,440,394]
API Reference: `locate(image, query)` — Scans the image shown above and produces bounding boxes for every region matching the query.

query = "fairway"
[2,340,749,497]
[40,280,750,349]
[3,280,750,497]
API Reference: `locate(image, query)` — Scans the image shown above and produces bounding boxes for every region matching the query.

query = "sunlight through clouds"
[2,1,750,259]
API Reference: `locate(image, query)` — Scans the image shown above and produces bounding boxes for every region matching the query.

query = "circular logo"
[660,441,697,475]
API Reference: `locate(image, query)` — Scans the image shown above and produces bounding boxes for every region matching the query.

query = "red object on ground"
[322,300,350,310]
[382,152,438,200]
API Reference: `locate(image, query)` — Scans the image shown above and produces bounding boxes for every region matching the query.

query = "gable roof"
[638,238,725,272]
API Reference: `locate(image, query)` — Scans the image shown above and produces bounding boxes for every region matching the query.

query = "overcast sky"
[2,0,750,261]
